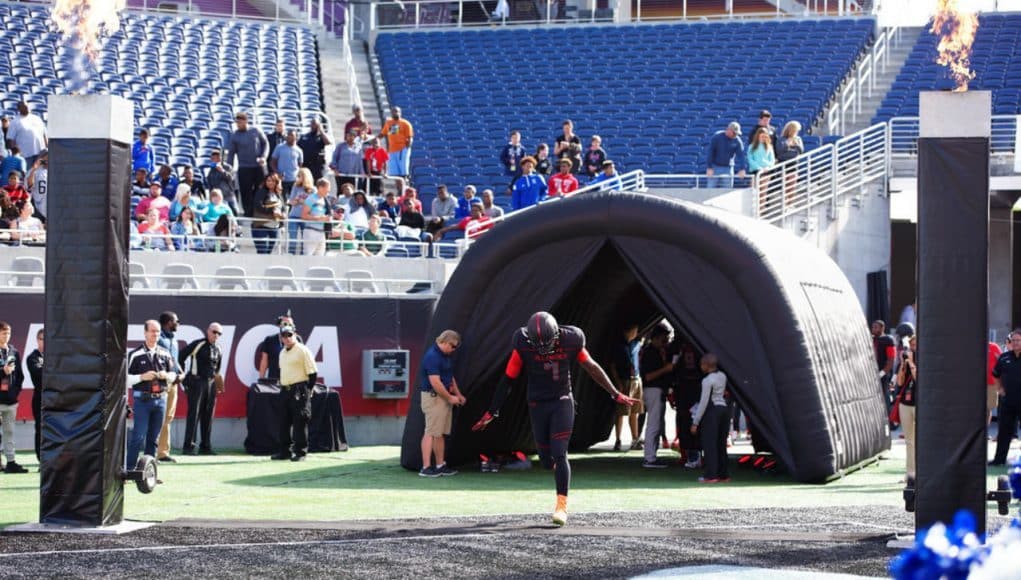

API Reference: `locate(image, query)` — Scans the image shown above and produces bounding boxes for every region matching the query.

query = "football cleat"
[552,494,568,526]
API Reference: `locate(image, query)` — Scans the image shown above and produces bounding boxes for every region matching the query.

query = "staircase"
[843,27,921,135]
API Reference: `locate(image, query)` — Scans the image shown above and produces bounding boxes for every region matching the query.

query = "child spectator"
[583,135,607,178]
[534,143,552,176]
[549,158,579,197]
[3,171,29,204]
[691,353,730,483]
[362,136,389,195]
[510,157,547,210]
[131,168,151,197]
[500,131,525,177]
[359,215,386,256]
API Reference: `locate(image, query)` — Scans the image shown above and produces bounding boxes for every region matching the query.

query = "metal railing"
[888,115,1019,158]
[825,24,903,136]
[130,0,313,24]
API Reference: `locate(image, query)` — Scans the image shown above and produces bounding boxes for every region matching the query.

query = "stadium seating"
[0,3,323,170]
[375,18,874,196]
[873,13,1021,123]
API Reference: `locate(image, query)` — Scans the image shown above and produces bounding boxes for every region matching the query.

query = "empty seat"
[129,261,150,289]
[160,263,198,290]
[9,256,44,287]
[346,270,381,294]
[305,266,342,292]
[213,265,249,290]
[264,265,298,291]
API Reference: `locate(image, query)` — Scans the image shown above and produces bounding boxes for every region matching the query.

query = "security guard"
[179,322,224,456]
[990,330,1021,466]
[126,320,178,469]
[273,325,318,462]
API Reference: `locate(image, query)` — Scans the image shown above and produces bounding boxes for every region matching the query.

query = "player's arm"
[578,351,636,406]
[472,350,522,431]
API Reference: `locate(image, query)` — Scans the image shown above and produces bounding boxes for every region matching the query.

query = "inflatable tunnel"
[401,192,889,482]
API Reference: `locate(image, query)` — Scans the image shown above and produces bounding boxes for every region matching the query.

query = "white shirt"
[8,114,47,158]
[30,166,47,218]
[692,370,727,426]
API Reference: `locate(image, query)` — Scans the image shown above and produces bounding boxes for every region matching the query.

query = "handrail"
[826,23,900,136]
[130,0,312,25]
[341,6,363,112]
[251,107,337,141]
[888,114,1019,159]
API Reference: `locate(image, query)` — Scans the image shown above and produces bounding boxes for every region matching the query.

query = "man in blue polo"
[418,330,466,477]
[271,130,304,193]
[706,121,747,189]
[132,128,156,177]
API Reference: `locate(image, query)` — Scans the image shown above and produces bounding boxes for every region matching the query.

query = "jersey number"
[543,361,560,381]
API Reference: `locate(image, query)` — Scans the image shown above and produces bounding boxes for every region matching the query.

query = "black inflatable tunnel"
[401,192,889,482]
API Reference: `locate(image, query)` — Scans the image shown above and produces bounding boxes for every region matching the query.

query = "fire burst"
[51,0,125,61]
[931,0,979,92]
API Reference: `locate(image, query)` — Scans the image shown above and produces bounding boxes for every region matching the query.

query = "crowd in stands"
[0,102,48,245]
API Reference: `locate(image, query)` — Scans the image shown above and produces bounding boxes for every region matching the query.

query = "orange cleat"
[552,494,568,526]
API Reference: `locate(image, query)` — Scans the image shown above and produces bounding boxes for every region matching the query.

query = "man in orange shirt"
[381,106,414,178]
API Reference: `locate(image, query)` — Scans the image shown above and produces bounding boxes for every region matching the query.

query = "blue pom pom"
[1009,456,1021,500]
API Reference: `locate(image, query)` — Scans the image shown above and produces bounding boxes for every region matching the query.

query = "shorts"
[988,386,1000,412]
[616,377,643,416]
[421,392,452,436]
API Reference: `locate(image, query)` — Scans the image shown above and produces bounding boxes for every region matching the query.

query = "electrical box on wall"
[362,349,410,398]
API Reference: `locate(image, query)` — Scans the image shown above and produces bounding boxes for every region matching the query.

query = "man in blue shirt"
[132,129,156,177]
[418,329,466,477]
[454,185,477,219]
[590,160,622,191]
[271,130,304,193]
[156,311,183,463]
[706,122,747,189]
[511,157,548,211]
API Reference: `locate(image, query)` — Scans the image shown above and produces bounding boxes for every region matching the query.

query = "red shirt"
[988,342,1003,386]
[364,146,389,174]
[3,185,29,204]
[457,215,493,238]
[548,172,579,197]
[344,117,372,138]
[398,194,423,213]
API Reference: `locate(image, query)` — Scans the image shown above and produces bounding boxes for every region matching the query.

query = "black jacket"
[0,343,24,405]
[180,338,222,380]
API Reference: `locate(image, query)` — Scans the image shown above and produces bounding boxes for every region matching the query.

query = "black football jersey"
[505,325,589,402]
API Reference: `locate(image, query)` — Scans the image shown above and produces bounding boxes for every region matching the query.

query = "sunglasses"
[448,343,460,350]
[281,332,294,338]
[211,330,222,336]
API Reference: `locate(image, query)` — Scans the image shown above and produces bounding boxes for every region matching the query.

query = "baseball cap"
[727,121,742,136]
[280,324,296,336]
[601,160,614,167]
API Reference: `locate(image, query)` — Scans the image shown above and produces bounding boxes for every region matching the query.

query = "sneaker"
[683,459,702,470]
[291,454,307,462]
[157,456,177,464]
[698,476,720,483]
[4,461,28,474]
[552,495,568,526]
[717,477,732,483]
[271,453,292,461]
[612,440,621,452]
[630,440,644,450]
[642,459,668,469]
[436,463,458,476]
[419,466,441,478]
[198,448,217,456]
[182,448,198,456]
[338,443,350,452]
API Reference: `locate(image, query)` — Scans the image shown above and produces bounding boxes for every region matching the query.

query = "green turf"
[0,443,1014,528]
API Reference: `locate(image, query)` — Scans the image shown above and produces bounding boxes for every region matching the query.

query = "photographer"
[126,320,178,469]
[894,335,917,479]
[272,325,317,462]
[0,321,27,473]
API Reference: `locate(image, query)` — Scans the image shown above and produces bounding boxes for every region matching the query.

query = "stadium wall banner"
[4,294,435,420]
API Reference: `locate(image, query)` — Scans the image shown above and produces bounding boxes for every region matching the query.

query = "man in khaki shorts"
[610,323,644,451]
[418,330,466,477]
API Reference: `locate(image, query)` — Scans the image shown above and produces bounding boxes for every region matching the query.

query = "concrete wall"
[990,207,1014,341]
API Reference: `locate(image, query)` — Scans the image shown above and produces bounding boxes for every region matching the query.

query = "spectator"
[7,102,47,166]
[480,189,504,219]
[169,183,201,223]
[511,157,547,210]
[27,327,43,460]
[267,119,287,156]
[132,128,156,177]
[417,330,465,478]
[252,173,286,254]
[706,121,747,188]
[12,200,44,245]
[430,185,457,222]
[347,190,376,229]
[534,143,552,177]
[747,127,776,210]
[180,165,206,200]
[359,215,386,256]
[335,181,355,212]
[673,338,704,468]
[554,119,582,174]
[362,136,389,196]
[455,185,477,220]
[500,130,525,177]
[610,323,643,452]
[691,353,730,483]
[131,168,151,197]
[899,300,917,328]
[344,105,372,139]
[301,177,331,256]
[156,311,184,464]
[138,207,175,251]
[398,186,423,214]
[381,106,414,177]
[298,118,332,181]
[776,121,804,163]
[202,188,234,224]
[286,168,315,255]
[398,199,431,243]
[435,202,493,240]
[170,206,202,251]
[179,323,224,456]
[583,135,607,179]
[750,110,777,148]
[872,320,896,418]
[326,206,360,255]
[3,171,29,204]
[0,320,27,472]
[271,130,303,193]
[0,114,9,149]
[378,191,401,220]
[0,146,26,182]
[330,131,364,192]
[226,112,270,218]
[590,160,622,191]
[205,149,239,216]
[641,324,672,469]
[989,340,1004,427]
[989,330,1021,466]
[272,324,318,462]
[125,319,178,470]
[154,165,179,202]
[549,158,579,197]
[136,183,171,223]
[895,335,917,479]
